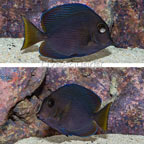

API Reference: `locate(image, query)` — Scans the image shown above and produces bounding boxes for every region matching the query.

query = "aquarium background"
[0,67,144,143]
[0,0,144,48]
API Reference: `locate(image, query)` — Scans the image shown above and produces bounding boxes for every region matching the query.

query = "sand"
[15,134,144,144]
[0,38,144,63]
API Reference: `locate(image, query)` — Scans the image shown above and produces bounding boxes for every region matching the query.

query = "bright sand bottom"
[15,134,144,144]
[0,38,144,63]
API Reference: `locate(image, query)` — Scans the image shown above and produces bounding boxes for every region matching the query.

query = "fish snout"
[112,41,119,48]
[37,111,44,121]
[110,38,119,48]
[37,113,41,120]
[37,113,45,122]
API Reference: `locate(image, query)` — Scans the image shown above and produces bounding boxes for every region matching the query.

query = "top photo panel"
[0,0,144,63]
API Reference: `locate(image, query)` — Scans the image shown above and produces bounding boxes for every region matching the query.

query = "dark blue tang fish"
[37,84,112,137]
[21,3,115,59]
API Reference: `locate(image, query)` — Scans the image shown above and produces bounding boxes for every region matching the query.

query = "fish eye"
[47,98,55,108]
[97,24,106,34]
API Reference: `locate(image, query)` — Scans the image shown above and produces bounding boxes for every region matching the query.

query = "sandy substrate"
[15,134,144,144]
[1,38,144,63]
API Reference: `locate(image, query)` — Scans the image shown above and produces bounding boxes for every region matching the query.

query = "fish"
[37,84,112,137]
[21,3,115,59]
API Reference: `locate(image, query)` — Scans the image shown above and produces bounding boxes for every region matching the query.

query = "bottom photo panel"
[0,67,144,144]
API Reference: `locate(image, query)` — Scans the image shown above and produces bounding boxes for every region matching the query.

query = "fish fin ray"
[21,17,44,50]
[94,102,112,131]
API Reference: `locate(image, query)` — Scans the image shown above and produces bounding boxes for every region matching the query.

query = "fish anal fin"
[68,120,97,137]
[94,102,112,131]
[21,17,44,50]
[78,120,97,137]
[39,41,69,59]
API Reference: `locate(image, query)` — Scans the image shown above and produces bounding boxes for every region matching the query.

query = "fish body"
[37,84,112,137]
[21,3,114,59]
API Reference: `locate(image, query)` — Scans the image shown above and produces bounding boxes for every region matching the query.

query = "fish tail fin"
[21,16,44,50]
[94,102,112,131]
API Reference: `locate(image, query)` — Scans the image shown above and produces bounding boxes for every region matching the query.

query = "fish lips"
[37,113,43,121]
[37,113,49,124]
[110,38,119,48]
[36,108,48,122]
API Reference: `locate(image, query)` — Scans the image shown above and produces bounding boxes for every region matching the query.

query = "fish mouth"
[111,41,119,47]
[37,110,47,121]
[37,113,42,121]
[37,114,54,128]
[110,38,119,48]
[37,113,48,123]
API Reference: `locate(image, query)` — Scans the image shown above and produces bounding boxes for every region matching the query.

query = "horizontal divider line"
[0,63,144,67]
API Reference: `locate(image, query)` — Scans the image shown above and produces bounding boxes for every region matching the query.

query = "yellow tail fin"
[94,102,112,131]
[21,17,44,50]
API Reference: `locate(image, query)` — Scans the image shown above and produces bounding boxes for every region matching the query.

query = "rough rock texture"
[0,0,49,37]
[0,68,46,126]
[0,0,144,48]
[0,68,144,144]
[111,0,144,48]
[0,68,47,144]
[108,68,144,135]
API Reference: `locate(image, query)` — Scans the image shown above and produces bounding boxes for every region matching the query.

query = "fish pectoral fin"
[94,102,112,131]
[39,41,69,59]
[21,17,44,50]
[67,121,97,137]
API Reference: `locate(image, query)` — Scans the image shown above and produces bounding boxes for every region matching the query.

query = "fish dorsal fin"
[68,120,97,137]
[94,102,112,131]
[41,3,95,33]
